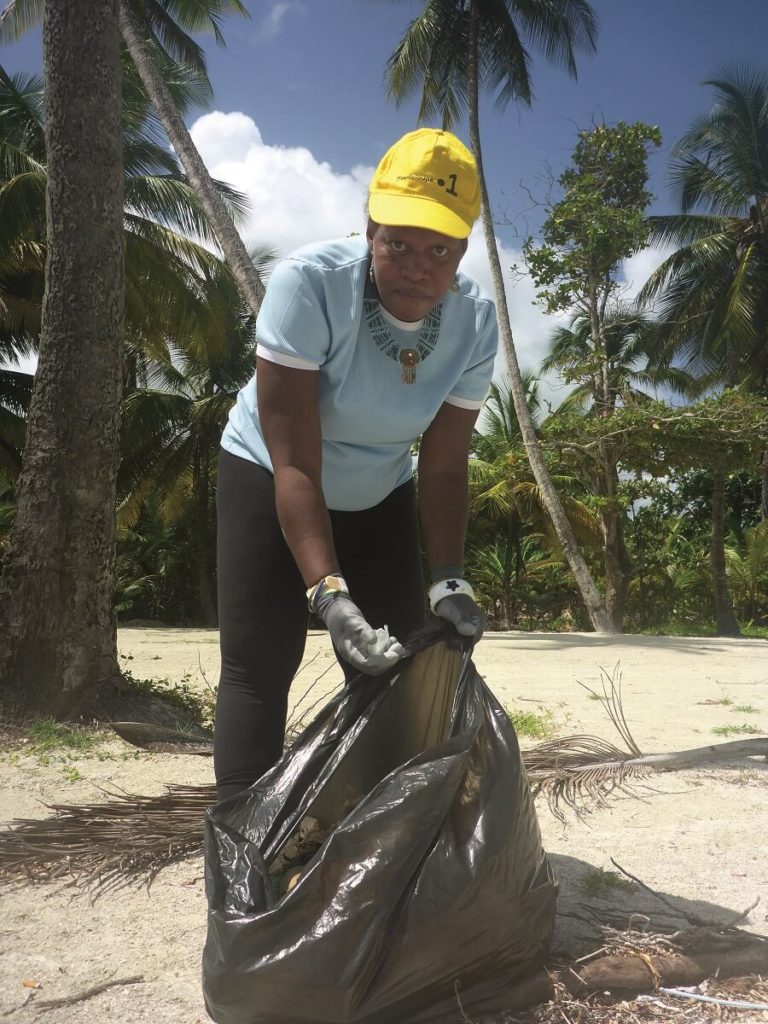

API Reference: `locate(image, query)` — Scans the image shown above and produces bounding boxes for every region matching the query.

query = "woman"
[214,129,498,801]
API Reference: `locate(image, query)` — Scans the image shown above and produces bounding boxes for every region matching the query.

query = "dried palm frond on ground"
[0,784,214,892]
[1,664,766,889]
[1,739,766,891]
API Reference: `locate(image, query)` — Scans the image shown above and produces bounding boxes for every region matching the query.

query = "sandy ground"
[1,628,767,1022]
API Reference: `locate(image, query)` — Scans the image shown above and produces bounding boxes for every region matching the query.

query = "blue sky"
[2,0,767,388]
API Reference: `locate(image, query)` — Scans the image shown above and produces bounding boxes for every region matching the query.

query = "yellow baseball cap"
[368,129,480,239]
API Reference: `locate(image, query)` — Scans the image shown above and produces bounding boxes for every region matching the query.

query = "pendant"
[399,348,419,384]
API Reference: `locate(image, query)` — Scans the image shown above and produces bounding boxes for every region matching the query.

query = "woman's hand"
[432,591,485,643]
[319,595,404,675]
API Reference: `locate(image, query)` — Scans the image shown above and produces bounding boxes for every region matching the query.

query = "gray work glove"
[434,594,486,643]
[429,577,486,644]
[318,594,405,676]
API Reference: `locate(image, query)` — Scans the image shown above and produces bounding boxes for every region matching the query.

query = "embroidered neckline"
[363,271,442,374]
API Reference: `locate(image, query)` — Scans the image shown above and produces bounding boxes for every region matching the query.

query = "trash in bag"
[203,622,557,1024]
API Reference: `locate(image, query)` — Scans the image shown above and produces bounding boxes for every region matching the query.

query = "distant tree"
[640,66,768,634]
[117,252,273,624]
[539,305,689,629]
[468,376,600,627]
[0,57,248,416]
[524,122,662,628]
[117,0,267,316]
[726,521,768,625]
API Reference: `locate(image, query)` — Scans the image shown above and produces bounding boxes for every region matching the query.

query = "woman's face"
[367,223,468,322]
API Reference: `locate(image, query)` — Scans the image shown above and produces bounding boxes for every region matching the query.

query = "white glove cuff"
[428,577,475,613]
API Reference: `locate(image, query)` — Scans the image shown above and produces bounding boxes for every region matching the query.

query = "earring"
[369,261,376,285]
[450,275,460,292]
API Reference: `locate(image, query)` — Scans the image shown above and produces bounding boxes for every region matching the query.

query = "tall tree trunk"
[710,459,741,637]
[466,3,614,633]
[0,0,125,716]
[119,1,265,317]
[194,432,217,627]
[598,446,632,630]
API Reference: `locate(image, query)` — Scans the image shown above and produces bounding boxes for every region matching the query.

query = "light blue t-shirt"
[221,236,498,511]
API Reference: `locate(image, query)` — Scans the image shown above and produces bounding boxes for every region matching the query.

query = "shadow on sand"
[548,851,763,959]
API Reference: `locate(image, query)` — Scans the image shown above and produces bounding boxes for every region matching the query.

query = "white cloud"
[190,111,263,166]
[255,2,305,42]
[460,234,570,410]
[620,244,674,305]
[189,111,373,257]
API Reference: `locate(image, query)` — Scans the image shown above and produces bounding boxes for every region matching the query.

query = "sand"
[1,627,766,1022]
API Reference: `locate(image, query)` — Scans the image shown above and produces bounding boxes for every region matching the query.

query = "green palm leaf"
[0,0,43,43]
[640,63,768,394]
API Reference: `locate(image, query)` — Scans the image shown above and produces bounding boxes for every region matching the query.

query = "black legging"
[214,449,426,801]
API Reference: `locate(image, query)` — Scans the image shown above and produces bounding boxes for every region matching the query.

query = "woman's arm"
[256,356,338,587]
[417,401,480,578]
[418,401,486,641]
[257,356,404,671]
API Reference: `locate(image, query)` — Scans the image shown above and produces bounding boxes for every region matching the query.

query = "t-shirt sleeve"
[445,299,498,410]
[255,258,330,370]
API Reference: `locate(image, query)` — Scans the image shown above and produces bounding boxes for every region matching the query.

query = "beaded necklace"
[363,270,442,384]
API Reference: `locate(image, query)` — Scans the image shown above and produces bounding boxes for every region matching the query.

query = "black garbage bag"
[203,623,556,1024]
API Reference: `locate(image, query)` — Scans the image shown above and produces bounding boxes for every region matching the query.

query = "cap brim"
[368,192,473,239]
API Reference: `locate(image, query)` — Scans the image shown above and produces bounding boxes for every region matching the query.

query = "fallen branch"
[654,986,768,1010]
[35,974,144,1012]
[501,940,768,1010]
[610,858,762,935]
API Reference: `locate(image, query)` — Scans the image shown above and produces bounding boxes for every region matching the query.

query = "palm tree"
[117,251,273,624]
[0,55,248,335]
[468,375,600,627]
[1,0,265,316]
[0,59,249,455]
[469,534,564,629]
[726,520,768,625]
[0,24,253,712]
[541,309,692,628]
[0,0,125,716]
[640,65,768,635]
[382,0,614,631]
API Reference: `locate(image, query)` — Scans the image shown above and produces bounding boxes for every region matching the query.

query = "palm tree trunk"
[466,2,613,633]
[711,459,741,636]
[193,431,217,627]
[598,448,632,630]
[0,0,125,716]
[119,1,265,316]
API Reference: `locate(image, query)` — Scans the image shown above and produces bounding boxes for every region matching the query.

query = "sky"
[2,0,768,396]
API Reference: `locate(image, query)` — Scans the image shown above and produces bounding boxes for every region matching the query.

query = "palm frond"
[0,401,25,479]
[478,0,531,109]
[0,365,32,414]
[385,0,468,127]
[2,662,766,889]
[0,65,46,169]
[0,0,44,44]
[125,172,249,243]
[0,171,46,252]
